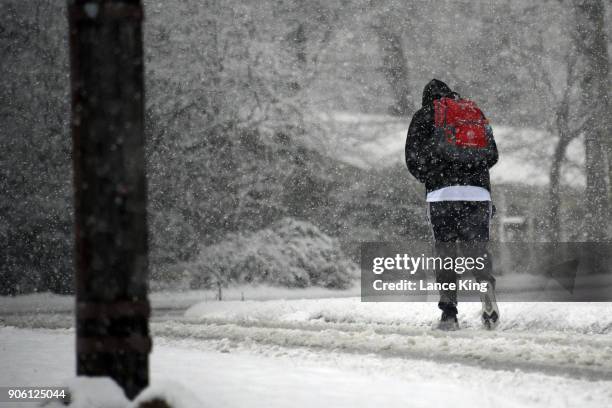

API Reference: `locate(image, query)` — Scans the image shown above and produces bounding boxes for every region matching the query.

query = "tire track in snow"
[3,309,612,382]
[153,320,612,382]
[180,316,612,349]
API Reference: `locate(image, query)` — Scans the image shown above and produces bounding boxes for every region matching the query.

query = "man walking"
[405,79,499,330]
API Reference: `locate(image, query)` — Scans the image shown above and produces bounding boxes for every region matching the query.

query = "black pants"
[427,201,495,312]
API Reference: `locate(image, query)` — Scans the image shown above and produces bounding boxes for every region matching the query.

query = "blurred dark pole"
[67,0,150,399]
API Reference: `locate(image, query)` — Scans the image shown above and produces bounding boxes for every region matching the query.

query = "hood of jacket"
[421,79,453,107]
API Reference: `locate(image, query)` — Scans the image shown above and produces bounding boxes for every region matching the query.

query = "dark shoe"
[482,309,499,330]
[438,309,459,331]
[480,283,499,330]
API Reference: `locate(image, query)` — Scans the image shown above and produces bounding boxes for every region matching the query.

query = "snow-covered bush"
[187,218,357,289]
[131,381,205,408]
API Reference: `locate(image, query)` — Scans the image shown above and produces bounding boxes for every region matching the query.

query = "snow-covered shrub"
[187,218,357,289]
[131,381,205,408]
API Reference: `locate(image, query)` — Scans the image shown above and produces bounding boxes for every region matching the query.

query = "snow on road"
[1,297,612,407]
[1,326,611,408]
[184,298,612,334]
[176,299,612,380]
[0,327,509,408]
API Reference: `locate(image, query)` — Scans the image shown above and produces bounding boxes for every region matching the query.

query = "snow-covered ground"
[1,323,611,408]
[1,294,612,407]
[0,284,360,315]
[184,297,612,334]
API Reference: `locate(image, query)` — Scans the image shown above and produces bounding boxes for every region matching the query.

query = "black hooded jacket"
[405,79,498,195]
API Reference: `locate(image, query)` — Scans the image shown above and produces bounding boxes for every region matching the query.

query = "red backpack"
[433,96,493,163]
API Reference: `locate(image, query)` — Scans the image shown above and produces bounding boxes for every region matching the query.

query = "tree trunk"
[291,23,307,65]
[68,0,150,399]
[374,28,412,116]
[572,0,610,241]
[549,136,571,241]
